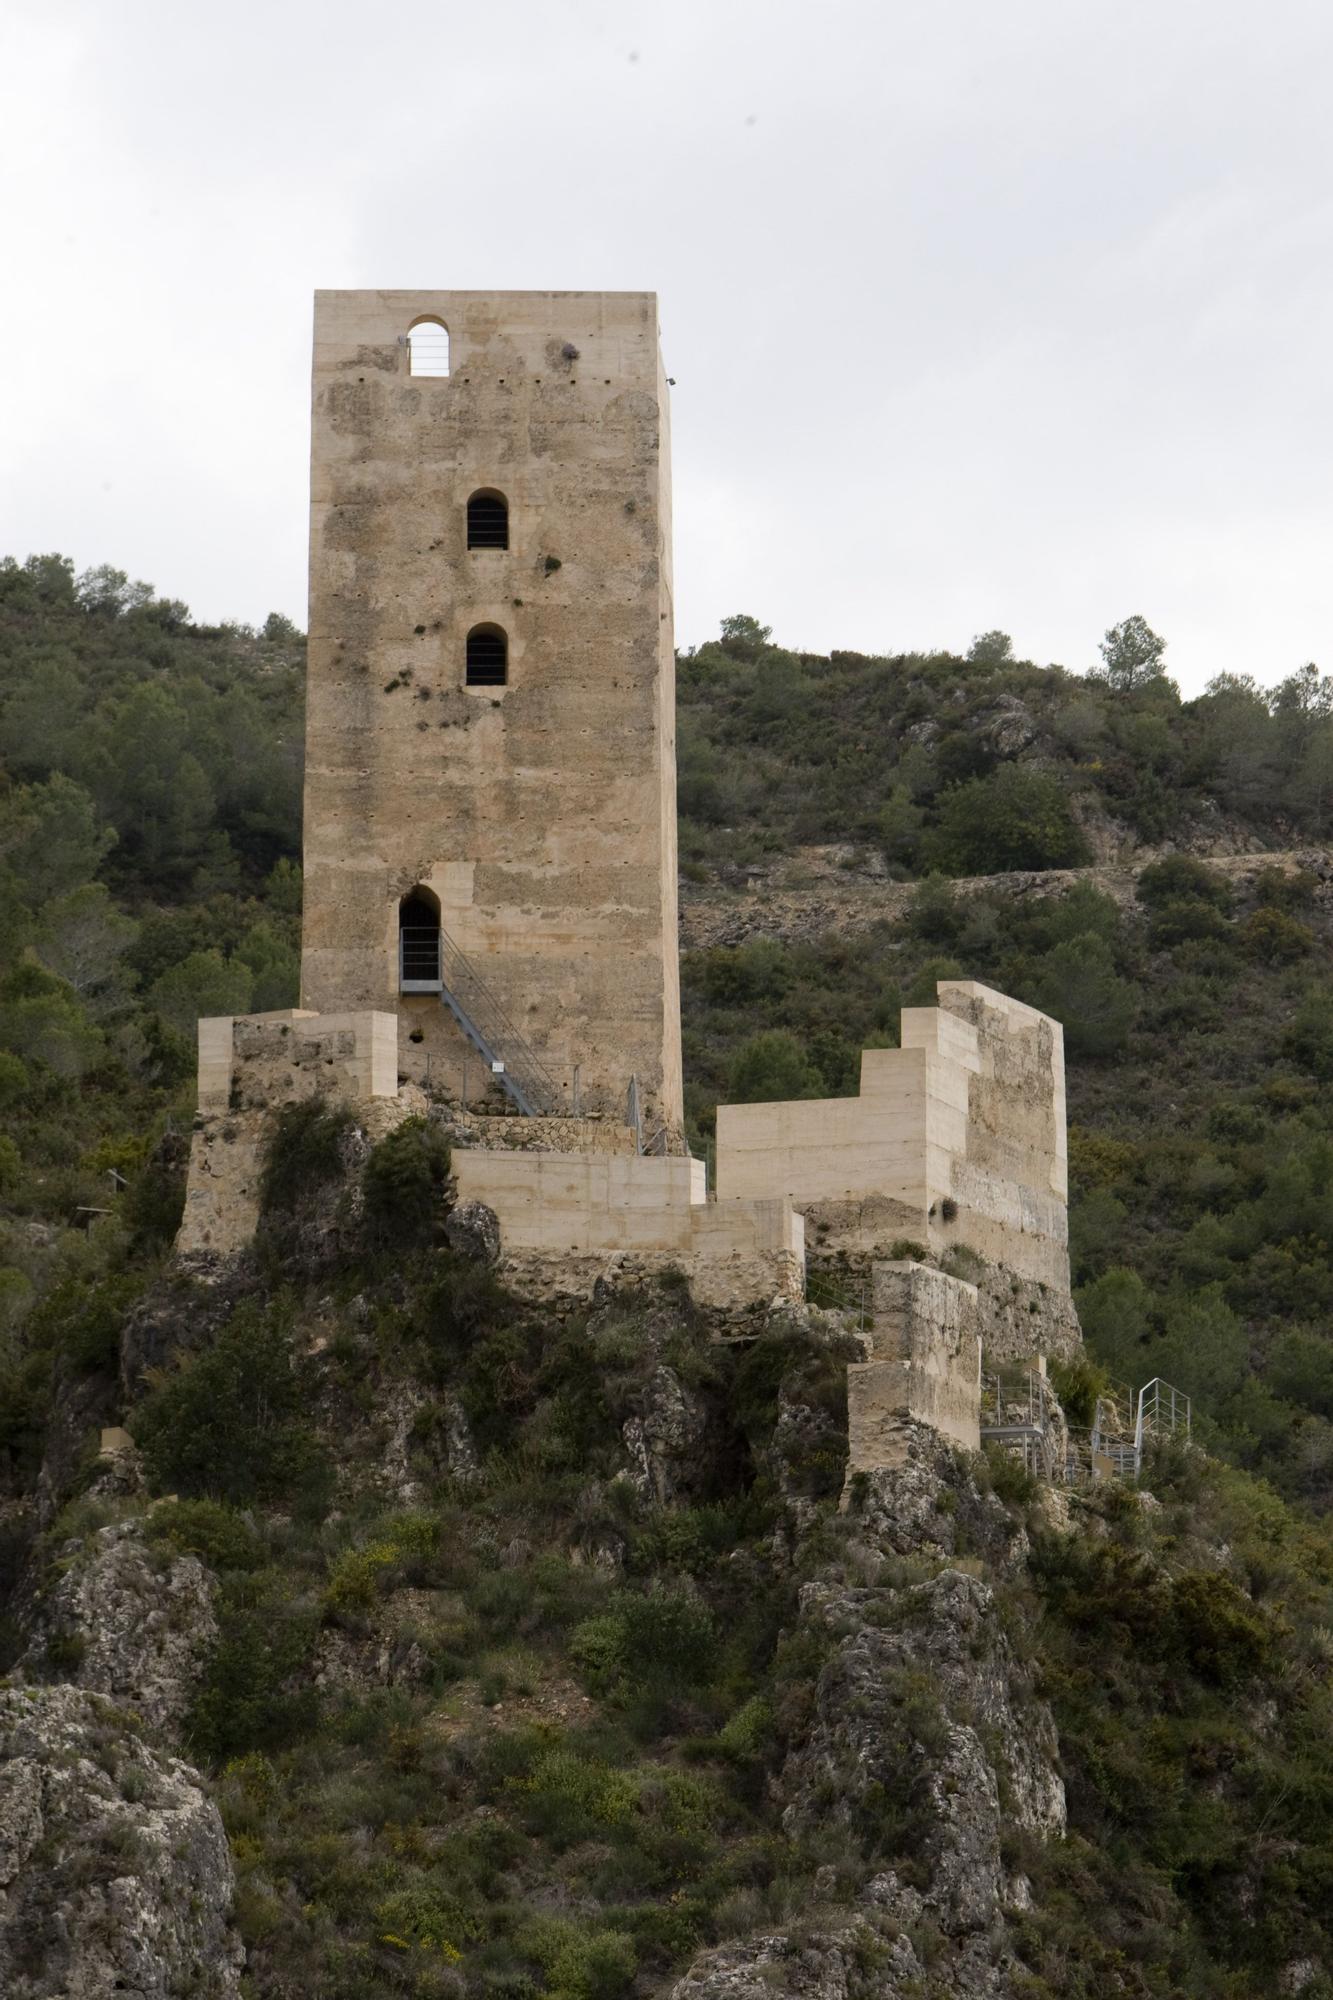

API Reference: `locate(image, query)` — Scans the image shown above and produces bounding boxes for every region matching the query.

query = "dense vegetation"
[679,613,1333,875]
[3,560,1333,1994]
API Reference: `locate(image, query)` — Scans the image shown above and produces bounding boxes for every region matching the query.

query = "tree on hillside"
[1096,614,1168,693]
[967,630,1013,667]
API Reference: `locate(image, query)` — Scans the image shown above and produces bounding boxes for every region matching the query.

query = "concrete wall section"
[453,1149,804,1310]
[714,979,1079,1361]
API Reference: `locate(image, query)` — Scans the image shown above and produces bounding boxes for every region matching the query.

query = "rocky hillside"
[3,1151,1331,1999]
[3,567,1333,1994]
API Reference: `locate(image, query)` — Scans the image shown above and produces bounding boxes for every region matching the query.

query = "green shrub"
[132,1298,328,1506]
[187,1571,318,1762]
[1032,936,1138,1058]
[727,1030,823,1104]
[1168,1569,1278,1687]
[146,1499,263,1571]
[1284,990,1333,1082]
[363,1117,451,1250]
[928,764,1088,874]
[1136,855,1233,910]
[1146,897,1232,948]
[519,1918,637,2000]
[571,1585,718,1699]
[258,1096,354,1216]
[1241,906,1313,962]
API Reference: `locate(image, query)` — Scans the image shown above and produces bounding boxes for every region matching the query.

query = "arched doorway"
[399,887,442,990]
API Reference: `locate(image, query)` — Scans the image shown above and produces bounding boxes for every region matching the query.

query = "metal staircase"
[399,925,563,1118]
[983,1370,1192,1485]
[1086,1376,1191,1481]
[981,1369,1065,1481]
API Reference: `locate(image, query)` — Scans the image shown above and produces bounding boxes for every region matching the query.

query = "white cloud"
[3,0,1332,690]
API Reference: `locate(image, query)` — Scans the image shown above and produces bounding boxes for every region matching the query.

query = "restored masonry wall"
[452,1150,805,1315]
[845,1262,982,1485]
[715,980,1080,1362]
[300,290,683,1133]
[178,1010,402,1260]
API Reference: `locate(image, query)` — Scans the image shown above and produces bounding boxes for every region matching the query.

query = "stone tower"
[300,290,683,1133]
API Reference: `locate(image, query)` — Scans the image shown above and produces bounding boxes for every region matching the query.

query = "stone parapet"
[452,1149,804,1311]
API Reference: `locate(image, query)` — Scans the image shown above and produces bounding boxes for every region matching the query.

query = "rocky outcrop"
[671,1425,1064,2000]
[621,1363,711,1505]
[0,1684,243,1997]
[21,1522,217,1737]
[679,844,1333,951]
[445,1197,501,1264]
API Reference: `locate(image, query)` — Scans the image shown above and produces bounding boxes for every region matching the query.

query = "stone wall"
[452,1149,804,1313]
[716,979,1080,1363]
[178,1009,402,1262]
[300,290,683,1134]
[844,1261,982,1484]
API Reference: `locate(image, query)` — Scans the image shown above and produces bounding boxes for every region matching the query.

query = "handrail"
[399,926,563,1117]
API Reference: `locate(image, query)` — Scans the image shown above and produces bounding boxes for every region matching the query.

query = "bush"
[363,1117,451,1251]
[187,1571,318,1762]
[1241,906,1313,963]
[131,1299,328,1506]
[1284,990,1333,1082]
[1136,855,1233,911]
[727,1031,823,1104]
[1146,897,1233,948]
[571,1585,718,1699]
[1032,936,1137,1058]
[1168,1570,1278,1687]
[258,1097,355,1216]
[146,1498,264,1571]
[928,764,1088,875]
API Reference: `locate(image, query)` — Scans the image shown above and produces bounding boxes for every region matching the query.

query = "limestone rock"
[668,1926,922,2000]
[21,1522,217,1737]
[0,1684,243,1997]
[847,1421,1028,1573]
[621,1363,710,1505]
[781,1558,1063,1937]
[445,1198,501,1264]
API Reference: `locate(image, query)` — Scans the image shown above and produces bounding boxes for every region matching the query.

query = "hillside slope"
[2,567,1332,1995]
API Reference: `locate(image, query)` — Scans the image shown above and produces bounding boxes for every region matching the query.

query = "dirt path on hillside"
[679,847,1333,950]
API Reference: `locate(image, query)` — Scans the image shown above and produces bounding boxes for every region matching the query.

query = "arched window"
[466,624,508,687]
[407,318,449,378]
[467,490,509,550]
[399,887,442,990]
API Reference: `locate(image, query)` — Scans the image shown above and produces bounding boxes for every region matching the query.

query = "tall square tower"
[300,291,683,1132]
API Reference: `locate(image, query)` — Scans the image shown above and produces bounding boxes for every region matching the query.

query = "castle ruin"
[178,288,1082,1475]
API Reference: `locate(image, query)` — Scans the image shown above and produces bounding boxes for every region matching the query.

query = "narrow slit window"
[407,318,450,378]
[466,624,507,687]
[467,490,509,550]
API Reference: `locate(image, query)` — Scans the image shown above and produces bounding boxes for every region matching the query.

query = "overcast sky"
[3,0,1332,692]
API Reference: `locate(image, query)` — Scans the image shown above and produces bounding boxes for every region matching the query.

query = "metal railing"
[1078,1375,1192,1482]
[981,1368,1064,1481]
[399,925,562,1118]
[1134,1377,1191,1466]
